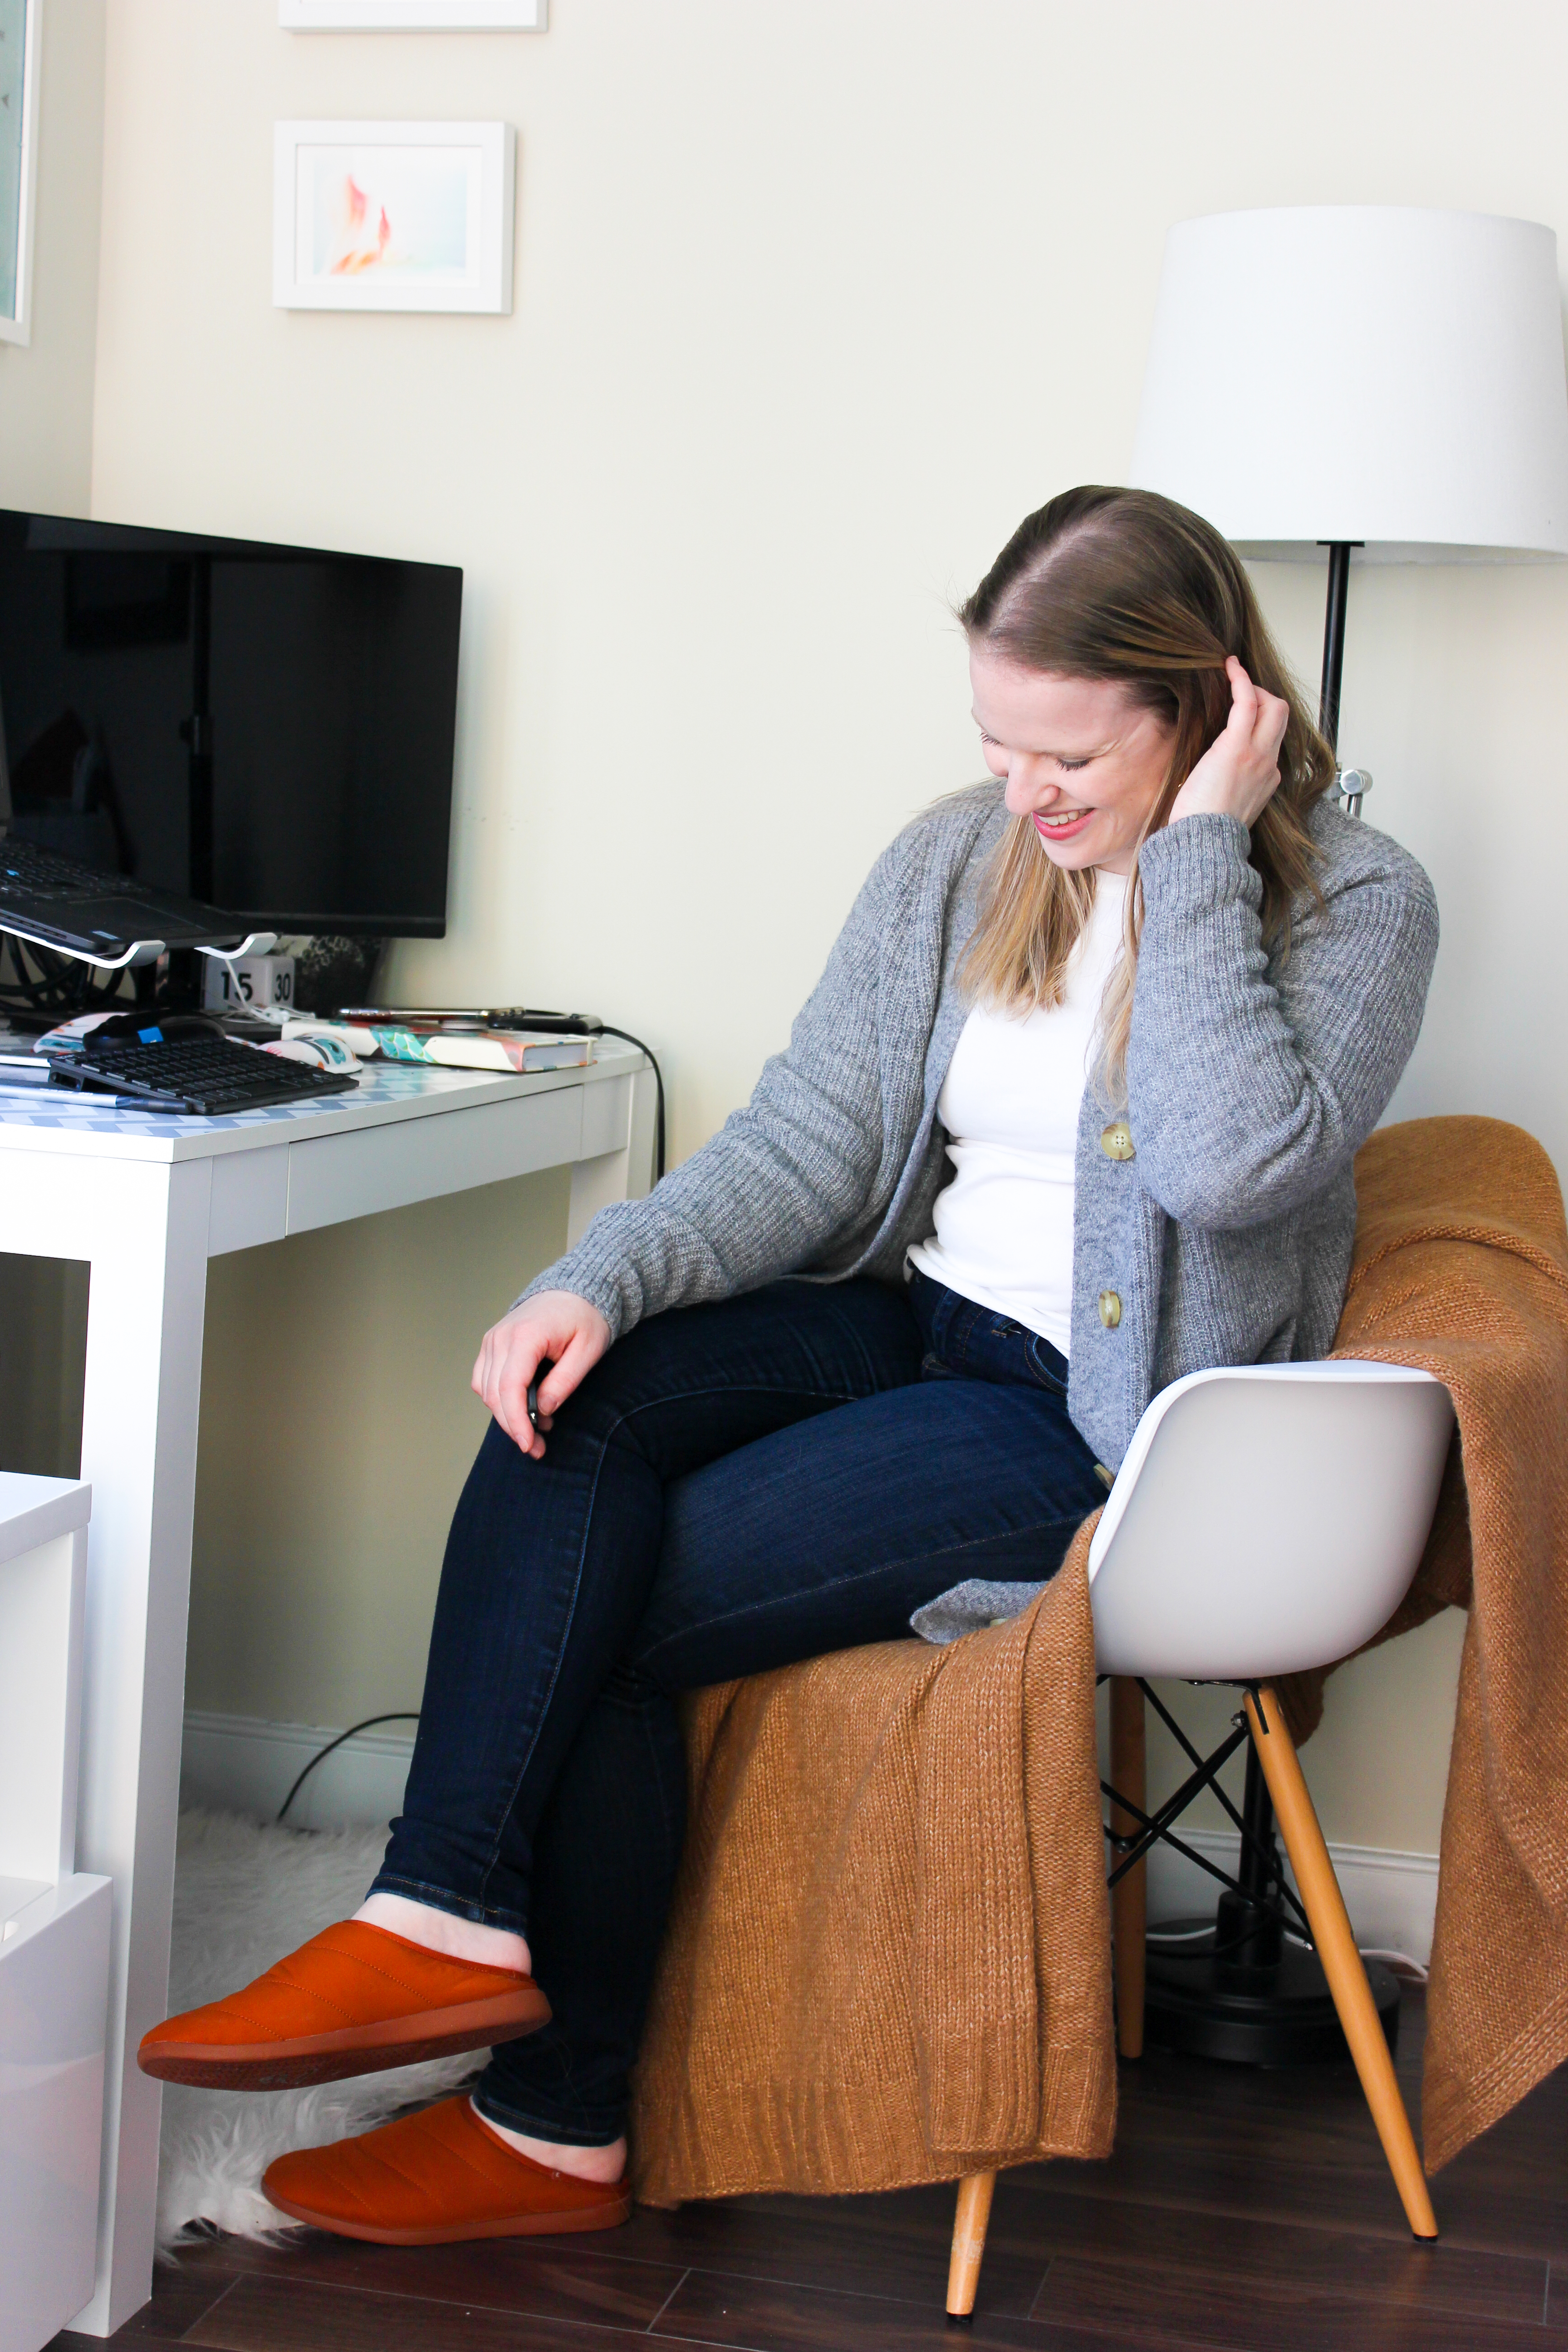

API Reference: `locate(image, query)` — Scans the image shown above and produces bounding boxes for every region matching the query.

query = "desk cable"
[502,1010,665,1183]
[593,1026,665,1181]
[266,1020,666,1834]
[276,1712,420,1824]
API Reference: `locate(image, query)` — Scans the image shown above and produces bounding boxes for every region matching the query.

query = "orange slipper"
[264,2094,632,2243]
[137,1921,550,2091]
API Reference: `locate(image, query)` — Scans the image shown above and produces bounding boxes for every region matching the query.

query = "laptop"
[0,702,245,961]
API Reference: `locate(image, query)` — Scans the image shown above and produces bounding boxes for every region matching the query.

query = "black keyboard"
[48,1031,358,1114]
[0,836,145,900]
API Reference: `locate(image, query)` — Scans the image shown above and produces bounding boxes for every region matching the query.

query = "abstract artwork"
[0,0,38,343]
[273,121,514,312]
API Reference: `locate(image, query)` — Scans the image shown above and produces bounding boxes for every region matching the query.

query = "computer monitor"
[0,510,462,937]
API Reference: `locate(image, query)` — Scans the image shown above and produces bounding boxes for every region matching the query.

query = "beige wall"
[70,0,1568,1840]
[190,1170,569,1728]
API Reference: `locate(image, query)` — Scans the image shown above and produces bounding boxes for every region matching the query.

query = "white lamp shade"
[1130,207,1568,561]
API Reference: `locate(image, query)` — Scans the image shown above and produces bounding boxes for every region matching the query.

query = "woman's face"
[969,644,1176,877]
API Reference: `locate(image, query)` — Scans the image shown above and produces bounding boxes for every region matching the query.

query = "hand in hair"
[1168,656,1290,833]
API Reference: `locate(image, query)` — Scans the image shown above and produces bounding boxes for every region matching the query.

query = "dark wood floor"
[57,1990,1568,2352]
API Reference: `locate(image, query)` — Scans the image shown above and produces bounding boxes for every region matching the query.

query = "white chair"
[945,1361,1455,2323]
[0,1473,112,2352]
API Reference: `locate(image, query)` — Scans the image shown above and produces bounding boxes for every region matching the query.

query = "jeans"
[372,1266,1105,2145]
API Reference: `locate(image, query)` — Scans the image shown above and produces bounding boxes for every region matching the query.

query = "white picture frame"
[280,2,547,25]
[273,120,515,313]
[0,0,41,348]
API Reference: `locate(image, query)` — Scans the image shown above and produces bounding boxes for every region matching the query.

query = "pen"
[0,1079,186,1111]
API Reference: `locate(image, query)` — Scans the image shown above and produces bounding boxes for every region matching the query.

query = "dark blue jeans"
[372,1268,1105,2146]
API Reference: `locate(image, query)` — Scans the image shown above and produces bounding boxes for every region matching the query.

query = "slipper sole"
[138,1985,551,2090]
[262,2183,633,2243]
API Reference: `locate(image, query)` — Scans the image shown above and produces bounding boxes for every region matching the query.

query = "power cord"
[0,930,131,1021]
[468,1009,666,1181]
[276,1711,420,1825]
[594,1027,665,1181]
[267,1024,660,1836]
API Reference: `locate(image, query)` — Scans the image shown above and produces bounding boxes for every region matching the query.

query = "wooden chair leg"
[946,2169,995,2321]
[1244,1687,1438,2240]
[1109,1674,1147,2059]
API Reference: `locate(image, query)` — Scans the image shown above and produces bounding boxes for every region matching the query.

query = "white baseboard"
[181,1710,417,1835]
[1143,1826,1438,1968]
[181,1709,1440,1966]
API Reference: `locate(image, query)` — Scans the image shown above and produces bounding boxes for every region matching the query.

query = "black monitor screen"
[0,511,462,936]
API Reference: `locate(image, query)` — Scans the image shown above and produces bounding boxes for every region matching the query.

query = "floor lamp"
[1125,203,1568,2063]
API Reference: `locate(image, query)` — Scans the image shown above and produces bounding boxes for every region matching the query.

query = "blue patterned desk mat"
[0,1061,458,1140]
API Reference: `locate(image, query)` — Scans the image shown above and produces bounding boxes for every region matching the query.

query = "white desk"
[0,1043,656,2334]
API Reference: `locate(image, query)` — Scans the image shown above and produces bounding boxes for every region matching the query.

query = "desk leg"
[70,1159,213,2335]
[567,1064,659,1246]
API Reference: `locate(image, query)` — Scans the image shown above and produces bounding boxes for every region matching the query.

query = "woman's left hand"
[1168,656,1290,831]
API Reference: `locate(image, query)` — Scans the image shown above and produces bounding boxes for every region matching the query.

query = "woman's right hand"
[471,1290,611,1458]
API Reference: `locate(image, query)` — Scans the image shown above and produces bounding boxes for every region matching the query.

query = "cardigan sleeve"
[1124,808,1439,1231]
[511,838,899,1341]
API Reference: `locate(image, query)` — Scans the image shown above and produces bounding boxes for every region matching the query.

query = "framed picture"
[280,3,547,24]
[273,120,515,313]
[0,0,40,347]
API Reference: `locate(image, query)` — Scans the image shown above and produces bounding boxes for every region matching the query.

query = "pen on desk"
[0,1078,180,1109]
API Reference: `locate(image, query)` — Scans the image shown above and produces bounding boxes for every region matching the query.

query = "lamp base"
[1142,1916,1400,2067]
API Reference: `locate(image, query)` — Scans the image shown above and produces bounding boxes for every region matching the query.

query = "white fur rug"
[157,1809,485,2252]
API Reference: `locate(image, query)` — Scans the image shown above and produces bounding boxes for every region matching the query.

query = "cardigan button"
[1094,1462,1114,1490]
[1098,1290,1122,1330]
[1099,1121,1135,1161]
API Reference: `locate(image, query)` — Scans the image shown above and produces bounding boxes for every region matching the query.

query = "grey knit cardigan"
[523,784,1438,1483]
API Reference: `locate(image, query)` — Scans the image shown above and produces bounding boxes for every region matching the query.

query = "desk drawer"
[580,1073,632,1161]
[286,1085,584,1235]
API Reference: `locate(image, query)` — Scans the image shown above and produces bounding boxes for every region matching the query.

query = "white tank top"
[908,869,1128,1357]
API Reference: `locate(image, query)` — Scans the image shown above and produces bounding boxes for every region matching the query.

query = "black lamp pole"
[1233,533,1358,1938]
[1139,536,1399,2064]
[1219,538,1369,2031]
[1318,542,1356,753]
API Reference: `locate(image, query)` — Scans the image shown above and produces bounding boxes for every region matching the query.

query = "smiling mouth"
[1034,808,1092,832]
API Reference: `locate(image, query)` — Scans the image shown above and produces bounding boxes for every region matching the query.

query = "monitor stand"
[131,949,205,1018]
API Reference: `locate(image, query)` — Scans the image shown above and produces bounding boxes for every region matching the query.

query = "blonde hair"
[958,487,1333,1103]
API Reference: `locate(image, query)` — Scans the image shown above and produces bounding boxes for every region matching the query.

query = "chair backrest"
[1088,1362,1454,1681]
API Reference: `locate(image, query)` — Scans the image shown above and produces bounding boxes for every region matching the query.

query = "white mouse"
[264,1036,361,1073]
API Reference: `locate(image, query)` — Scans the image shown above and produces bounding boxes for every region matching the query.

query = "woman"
[141,486,1437,2241]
